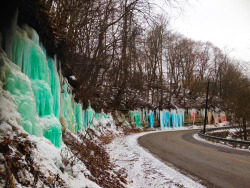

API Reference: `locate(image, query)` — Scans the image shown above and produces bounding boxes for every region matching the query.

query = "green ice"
[71,99,83,132]
[61,83,77,132]
[2,23,89,147]
[84,105,95,128]
[5,25,62,147]
[42,115,62,148]
[129,110,141,127]
[47,57,60,118]
[2,55,42,136]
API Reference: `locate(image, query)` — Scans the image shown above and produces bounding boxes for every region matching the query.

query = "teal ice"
[135,111,141,127]
[47,57,60,119]
[84,105,95,128]
[164,111,171,128]
[57,80,83,133]
[5,25,62,147]
[148,110,154,128]
[4,24,89,146]
[129,110,141,127]
[95,109,107,120]
[2,54,42,136]
[159,110,171,129]
[71,99,83,132]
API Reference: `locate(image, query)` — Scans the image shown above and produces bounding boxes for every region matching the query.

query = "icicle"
[72,100,83,132]
[160,111,164,129]
[164,110,171,128]
[129,110,135,122]
[61,83,77,132]
[171,110,177,127]
[176,109,185,127]
[148,110,154,128]
[47,57,60,119]
[135,110,141,127]
[84,105,95,128]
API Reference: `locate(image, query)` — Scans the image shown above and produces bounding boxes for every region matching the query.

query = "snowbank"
[106,130,204,188]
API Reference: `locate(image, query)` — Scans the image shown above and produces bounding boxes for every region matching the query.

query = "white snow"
[29,135,100,188]
[92,113,124,137]
[0,85,100,187]
[194,133,250,152]
[70,75,77,80]
[106,130,204,188]
[0,87,22,136]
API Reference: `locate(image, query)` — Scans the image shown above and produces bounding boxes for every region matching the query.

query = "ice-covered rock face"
[10,27,49,82]
[0,24,66,147]
[0,86,22,136]
[0,22,90,147]
[0,51,43,136]
[7,26,63,146]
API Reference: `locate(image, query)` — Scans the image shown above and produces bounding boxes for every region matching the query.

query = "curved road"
[138,130,250,188]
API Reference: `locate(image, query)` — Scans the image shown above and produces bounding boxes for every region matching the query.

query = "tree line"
[41,0,249,137]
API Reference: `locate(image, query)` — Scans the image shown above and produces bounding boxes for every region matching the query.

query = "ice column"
[148,110,154,128]
[7,25,62,147]
[164,110,171,128]
[84,105,95,128]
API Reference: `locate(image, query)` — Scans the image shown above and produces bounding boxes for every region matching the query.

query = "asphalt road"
[138,130,250,188]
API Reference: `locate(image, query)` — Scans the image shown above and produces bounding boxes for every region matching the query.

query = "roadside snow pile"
[194,133,250,151]
[226,129,240,140]
[106,131,204,188]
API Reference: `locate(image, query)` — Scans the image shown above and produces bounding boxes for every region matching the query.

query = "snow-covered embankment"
[106,131,204,188]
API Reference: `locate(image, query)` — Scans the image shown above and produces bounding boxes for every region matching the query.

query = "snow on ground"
[28,135,100,188]
[192,122,250,151]
[93,113,124,137]
[106,130,204,188]
[194,133,250,152]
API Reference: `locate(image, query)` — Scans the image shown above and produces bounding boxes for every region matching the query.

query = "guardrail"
[198,126,250,148]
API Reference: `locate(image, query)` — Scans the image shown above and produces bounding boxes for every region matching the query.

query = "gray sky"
[157,0,250,64]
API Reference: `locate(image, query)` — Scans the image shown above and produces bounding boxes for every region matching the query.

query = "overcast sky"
[158,0,250,64]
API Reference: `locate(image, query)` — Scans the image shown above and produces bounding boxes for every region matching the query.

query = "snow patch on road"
[106,130,204,188]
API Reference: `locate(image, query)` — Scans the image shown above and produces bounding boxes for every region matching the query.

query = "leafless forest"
[40,0,249,138]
